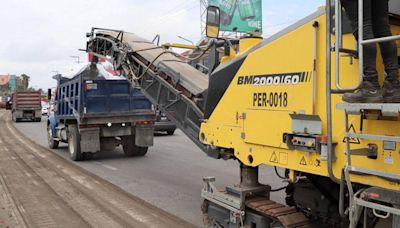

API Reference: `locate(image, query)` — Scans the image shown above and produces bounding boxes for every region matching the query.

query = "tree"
[16,74,30,91]
[21,74,30,90]
[0,83,11,95]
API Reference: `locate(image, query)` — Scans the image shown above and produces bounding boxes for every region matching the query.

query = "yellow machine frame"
[199,8,400,192]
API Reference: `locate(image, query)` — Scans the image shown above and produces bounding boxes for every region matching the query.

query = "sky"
[0,0,324,90]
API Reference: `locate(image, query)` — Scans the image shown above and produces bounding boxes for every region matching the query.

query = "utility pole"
[200,0,208,37]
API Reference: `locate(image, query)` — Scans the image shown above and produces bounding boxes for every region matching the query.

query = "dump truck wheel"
[166,130,175,135]
[122,136,148,157]
[47,124,59,149]
[68,125,82,161]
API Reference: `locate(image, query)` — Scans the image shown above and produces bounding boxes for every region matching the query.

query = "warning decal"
[342,124,360,144]
[270,152,278,163]
[299,156,307,166]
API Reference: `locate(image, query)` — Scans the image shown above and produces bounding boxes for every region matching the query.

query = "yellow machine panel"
[200,9,400,192]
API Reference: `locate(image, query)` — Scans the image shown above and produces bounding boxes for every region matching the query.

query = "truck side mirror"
[48,88,52,100]
[206,6,221,39]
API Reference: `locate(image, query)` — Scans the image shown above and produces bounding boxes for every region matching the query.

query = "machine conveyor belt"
[99,31,209,97]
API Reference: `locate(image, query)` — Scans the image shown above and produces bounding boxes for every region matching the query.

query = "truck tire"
[167,130,175,135]
[47,124,59,149]
[35,117,41,122]
[122,136,148,157]
[68,125,83,161]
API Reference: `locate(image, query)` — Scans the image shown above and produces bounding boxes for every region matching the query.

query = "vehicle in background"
[42,102,50,116]
[0,96,10,109]
[0,96,5,109]
[47,62,155,161]
[11,91,42,122]
[155,107,176,135]
[5,100,12,110]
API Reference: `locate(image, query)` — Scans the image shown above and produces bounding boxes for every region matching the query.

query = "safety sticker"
[342,124,360,144]
[279,152,288,165]
[270,152,278,163]
[299,156,307,166]
[384,156,394,165]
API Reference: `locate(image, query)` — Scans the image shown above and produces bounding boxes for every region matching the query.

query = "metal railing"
[327,0,400,225]
[326,0,400,181]
[334,0,362,91]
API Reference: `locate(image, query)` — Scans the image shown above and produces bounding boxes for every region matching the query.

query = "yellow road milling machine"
[85,1,400,227]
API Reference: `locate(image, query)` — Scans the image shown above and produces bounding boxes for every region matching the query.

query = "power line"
[148,0,198,24]
[147,1,199,34]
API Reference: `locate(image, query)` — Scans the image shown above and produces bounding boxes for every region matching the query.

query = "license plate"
[86,83,97,90]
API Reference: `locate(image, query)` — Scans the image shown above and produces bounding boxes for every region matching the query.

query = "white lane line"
[94,161,118,171]
[101,164,118,171]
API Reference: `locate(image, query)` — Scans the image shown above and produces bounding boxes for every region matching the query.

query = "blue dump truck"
[47,62,155,161]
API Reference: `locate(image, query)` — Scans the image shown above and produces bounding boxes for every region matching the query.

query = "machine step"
[347,166,400,182]
[337,103,400,117]
[346,132,400,142]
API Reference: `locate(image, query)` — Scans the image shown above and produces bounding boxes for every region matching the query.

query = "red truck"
[11,91,42,122]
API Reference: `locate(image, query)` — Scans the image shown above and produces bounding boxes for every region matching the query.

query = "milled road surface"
[12,114,286,227]
[0,111,192,228]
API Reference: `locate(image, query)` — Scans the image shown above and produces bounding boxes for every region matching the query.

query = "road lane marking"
[102,164,118,171]
[94,161,118,171]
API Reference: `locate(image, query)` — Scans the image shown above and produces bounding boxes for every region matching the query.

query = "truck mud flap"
[80,128,100,153]
[135,126,154,147]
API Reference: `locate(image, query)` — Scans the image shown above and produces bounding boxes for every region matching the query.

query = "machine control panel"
[284,133,322,153]
[291,136,316,148]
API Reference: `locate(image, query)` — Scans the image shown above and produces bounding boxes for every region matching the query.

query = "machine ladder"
[337,103,400,228]
[327,0,400,226]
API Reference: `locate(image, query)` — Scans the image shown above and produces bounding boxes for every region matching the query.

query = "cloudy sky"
[0,0,324,90]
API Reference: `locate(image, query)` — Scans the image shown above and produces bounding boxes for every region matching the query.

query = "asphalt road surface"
[0,111,191,228]
[13,115,285,227]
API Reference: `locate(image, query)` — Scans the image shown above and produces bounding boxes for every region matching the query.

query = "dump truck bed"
[55,74,154,124]
[12,91,41,110]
